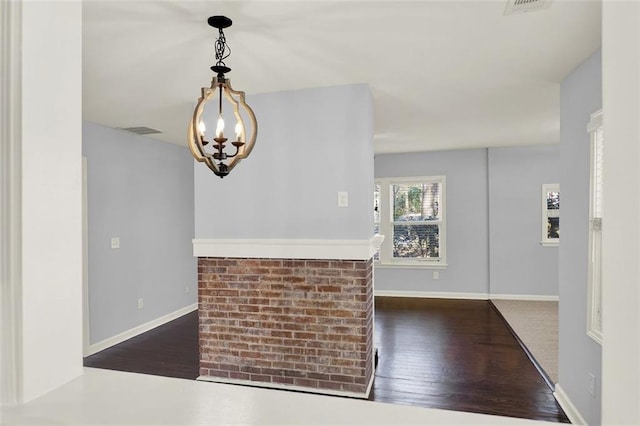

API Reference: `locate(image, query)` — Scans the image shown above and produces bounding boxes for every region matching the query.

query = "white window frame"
[541,183,560,246]
[374,176,447,268]
[587,109,603,344]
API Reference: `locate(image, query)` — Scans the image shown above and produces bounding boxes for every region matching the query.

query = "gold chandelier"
[188,16,257,178]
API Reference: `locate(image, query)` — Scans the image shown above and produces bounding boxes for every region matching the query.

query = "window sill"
[374,262,448,270]
[540,241,559,247]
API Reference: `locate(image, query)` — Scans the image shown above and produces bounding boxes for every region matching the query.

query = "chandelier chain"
[215,28,231,68]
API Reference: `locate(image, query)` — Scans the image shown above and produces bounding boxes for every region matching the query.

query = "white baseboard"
[84,303,197,357]
[554,383,588,425]
[374,291,559,302]
[490,294,559,302]
[374,290,488,300]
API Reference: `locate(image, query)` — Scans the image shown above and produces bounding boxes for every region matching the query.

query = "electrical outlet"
[433,271,439,280]
[588,372,596,398]
[185,286,190,294]
[137,298,144,310]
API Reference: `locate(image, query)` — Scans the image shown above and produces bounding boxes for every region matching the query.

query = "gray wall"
[374,149,490,295]
[83,121,196,344]
[488,145,560,297]
[559,49,602,425]
[374,146,560,297]
[194,84,374,240]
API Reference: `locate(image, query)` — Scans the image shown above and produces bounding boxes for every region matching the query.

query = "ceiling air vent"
[504,0,551,15]
[121,126,162,135]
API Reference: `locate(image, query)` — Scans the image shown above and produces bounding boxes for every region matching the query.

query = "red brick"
[294,378,318,388]
[283,369,305,378]
[260,306,282,314]
[341,269,367,278]
[207,370,230,379]
[316,269,342,277]
[317,380,344,391]
[342,383,366,393]
[198,256,373,394]
[239,366,262,374]
[260,276,283,283]
[248,374,271,382]
[272,361,295,370]
[353,376,367,385]
[329,261,355,269]
[307,372,332,381]
[306,261,330,268]
[270,330,292,338]
[330,374,354,383]
[228,371,251,381]
[269,268,294,276]
[282,323,305,331]
[271,376,295,385]
[240,351,262,359]
[293,332,316,340]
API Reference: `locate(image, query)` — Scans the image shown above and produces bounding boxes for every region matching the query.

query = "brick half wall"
[198,257,374,397]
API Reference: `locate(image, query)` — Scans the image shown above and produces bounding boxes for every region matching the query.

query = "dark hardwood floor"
[84,310,199,380]
[370,298,568,422]
[84,297,569,423]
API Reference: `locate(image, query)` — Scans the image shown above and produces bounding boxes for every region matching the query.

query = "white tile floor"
[2,368,559,425]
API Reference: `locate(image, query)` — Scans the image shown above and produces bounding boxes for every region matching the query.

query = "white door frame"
[82,157,91,355]
[0,0,23,406]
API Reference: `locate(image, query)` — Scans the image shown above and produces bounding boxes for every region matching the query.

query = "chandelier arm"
[218,81,255,173]
[225,80,258,160]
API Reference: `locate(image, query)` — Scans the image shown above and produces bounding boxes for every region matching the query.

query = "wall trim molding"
[374,290,489,300]
[490,294,559,302]
[84,304,197,357]
[198,368,376,400]
[554,383,588,425]
[0,0,23,406]
[193,235,384,261]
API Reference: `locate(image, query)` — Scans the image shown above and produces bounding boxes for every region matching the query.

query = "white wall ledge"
[193,235,384,261]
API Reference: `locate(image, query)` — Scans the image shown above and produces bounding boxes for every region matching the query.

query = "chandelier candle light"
[188,15,257,178]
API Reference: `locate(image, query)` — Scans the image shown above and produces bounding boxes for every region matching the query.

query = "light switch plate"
[338,191,348,207]
[111,237,120,249]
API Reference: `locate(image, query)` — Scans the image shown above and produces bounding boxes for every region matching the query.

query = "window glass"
[374,177,445,265]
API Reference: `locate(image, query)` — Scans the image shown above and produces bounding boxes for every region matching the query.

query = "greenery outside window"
[374,176,446,267]
[541,184,560,246]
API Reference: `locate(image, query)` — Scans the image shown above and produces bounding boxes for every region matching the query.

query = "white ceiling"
[82,0,601,154]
